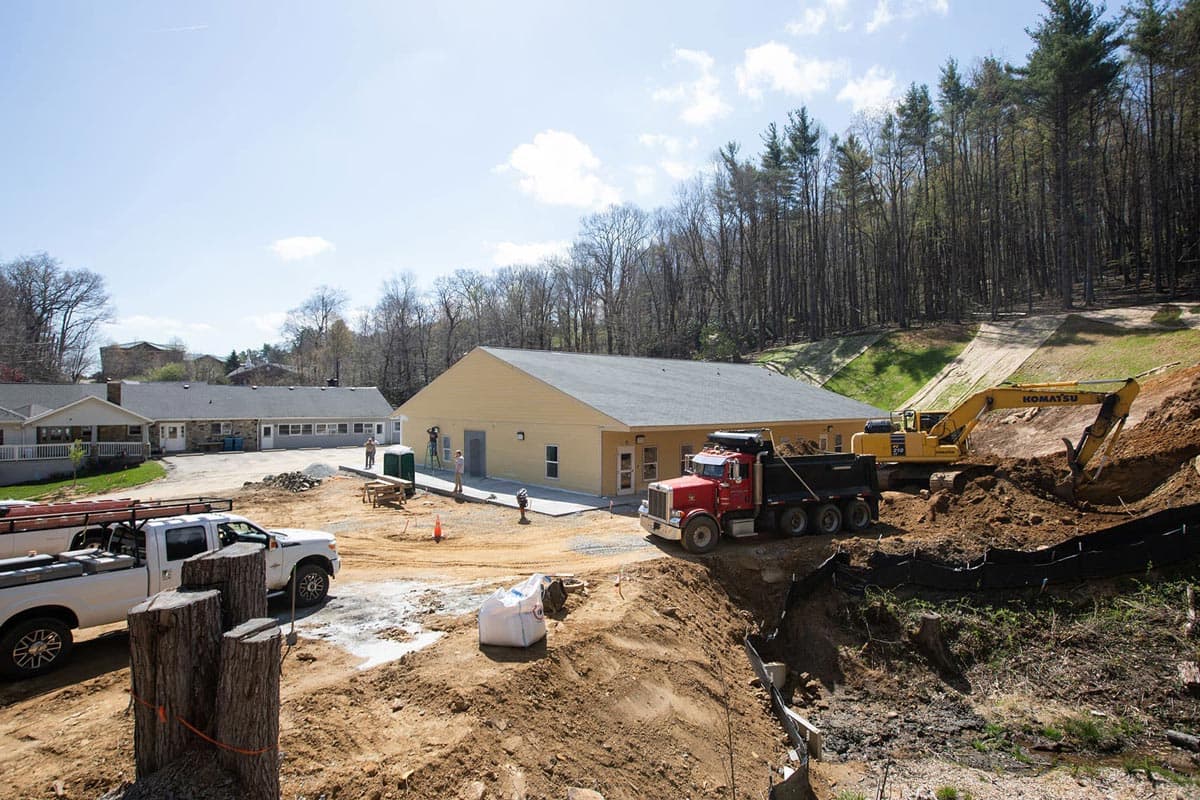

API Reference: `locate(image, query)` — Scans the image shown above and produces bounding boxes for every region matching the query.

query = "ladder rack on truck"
[0,497,235,536]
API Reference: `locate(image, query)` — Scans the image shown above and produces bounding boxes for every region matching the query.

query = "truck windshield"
[695,461,726,479]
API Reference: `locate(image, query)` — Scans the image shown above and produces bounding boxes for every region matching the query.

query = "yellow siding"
[393,349,619,494]
[599,419,870,497]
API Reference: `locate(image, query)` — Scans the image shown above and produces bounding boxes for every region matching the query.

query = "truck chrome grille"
[647,486,669,520]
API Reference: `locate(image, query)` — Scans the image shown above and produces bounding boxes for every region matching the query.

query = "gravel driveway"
[104,446,366,499]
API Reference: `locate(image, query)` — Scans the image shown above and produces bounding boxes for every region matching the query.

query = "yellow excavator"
[850,378,1141,493]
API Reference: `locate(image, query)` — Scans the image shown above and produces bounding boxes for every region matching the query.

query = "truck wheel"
[843,499,873,532]
[681,517,720,554]
[813,504,843,535]
[0,618,74,679]
[289,564,330,607]
[778,506,809,537]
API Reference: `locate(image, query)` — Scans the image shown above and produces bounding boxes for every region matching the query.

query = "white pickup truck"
[0,512,340,679]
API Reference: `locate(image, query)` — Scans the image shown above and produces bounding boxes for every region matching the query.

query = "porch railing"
[0,442,147,462]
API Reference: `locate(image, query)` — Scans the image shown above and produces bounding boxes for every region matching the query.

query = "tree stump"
[128,589,222,778]
[911,612,955,673]
[181,542,267,631]
[216,618,282,800]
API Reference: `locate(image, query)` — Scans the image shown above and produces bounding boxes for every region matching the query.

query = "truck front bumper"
[640,514,681,541]
[330,555,341,577]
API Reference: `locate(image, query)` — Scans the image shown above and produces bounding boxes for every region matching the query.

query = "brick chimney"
[106,380,122,406]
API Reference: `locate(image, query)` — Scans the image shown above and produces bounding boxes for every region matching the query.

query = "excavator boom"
[850,378,1140,490]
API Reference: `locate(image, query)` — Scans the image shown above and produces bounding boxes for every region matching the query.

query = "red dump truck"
[639,429,881,553]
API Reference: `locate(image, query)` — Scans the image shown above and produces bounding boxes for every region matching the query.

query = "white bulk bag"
[478,573,547,647]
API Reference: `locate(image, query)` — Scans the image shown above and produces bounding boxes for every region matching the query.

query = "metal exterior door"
[464,430,486,477]
[260,424,273,449]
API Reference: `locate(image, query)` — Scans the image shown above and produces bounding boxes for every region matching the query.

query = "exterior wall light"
[517,431,525,440]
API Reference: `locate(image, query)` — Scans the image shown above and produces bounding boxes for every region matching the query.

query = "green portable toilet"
[383,445,416,495]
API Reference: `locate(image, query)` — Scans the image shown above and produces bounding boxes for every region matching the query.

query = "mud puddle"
[276,579,492,669]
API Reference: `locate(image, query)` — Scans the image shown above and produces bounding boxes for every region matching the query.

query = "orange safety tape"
[126,689,275,757]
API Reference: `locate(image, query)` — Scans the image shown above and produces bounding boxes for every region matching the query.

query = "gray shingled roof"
[0,406,24,422]
[118,383,393,421]
[0,384,104,420]
[482,347,887,427]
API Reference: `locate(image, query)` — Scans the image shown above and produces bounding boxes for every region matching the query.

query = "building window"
[209,422,232,437]
[442,435,452,463]
[353,423,364,434]
[679,444,694,475]
[376,423,383,434]
[834,433,844,452]
[545,445,559,479]
[315,423,327,435]
[128,425,143,437]
[338,423,348,434]
[642,446,658,481]
[301,423,313,435]
[393,421,402,431]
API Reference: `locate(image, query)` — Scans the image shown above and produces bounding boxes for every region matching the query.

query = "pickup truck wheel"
[1,618,73,679]
[681,517,720,554]
[813,503,843,535]
[778,506,809,537]
[289,564,330,607]
[843,499,873,532]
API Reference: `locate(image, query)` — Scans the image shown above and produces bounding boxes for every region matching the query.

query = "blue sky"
[0,0,1051,360]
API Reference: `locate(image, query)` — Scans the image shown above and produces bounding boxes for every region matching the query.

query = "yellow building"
[392,347,886,498]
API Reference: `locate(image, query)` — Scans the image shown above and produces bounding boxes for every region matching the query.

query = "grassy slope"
[755,331,885,385]
[1008,315,1200,383]
[0,461,166,501]
[822,324,977,410]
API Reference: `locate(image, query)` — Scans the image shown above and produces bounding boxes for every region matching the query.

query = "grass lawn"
[0,461,167,501]
[1008,315,1200,383]
[824,324,977,410]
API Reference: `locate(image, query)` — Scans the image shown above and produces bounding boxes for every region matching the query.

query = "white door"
[616,446,635,495]
[260,424,274,450]
[159,423,187,452]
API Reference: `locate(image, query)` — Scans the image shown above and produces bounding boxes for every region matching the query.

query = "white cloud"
[497,130,620,209]
[105,315,214,337]
[270,236,334,261]
[631,165,658,197]
[866,0,894,33]
[249,311,287,337]
[786,7,828,36]
[866,0,949,33]
[652,48,731,126]
[490,240,571,266]
[837,65,899,112]
[637,134,702,184]
[736,42,844,100]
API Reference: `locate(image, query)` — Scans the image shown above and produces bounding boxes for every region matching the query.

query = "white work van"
[0,511,340,679]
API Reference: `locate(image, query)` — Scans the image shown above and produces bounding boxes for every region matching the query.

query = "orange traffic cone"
[433,515,443,543]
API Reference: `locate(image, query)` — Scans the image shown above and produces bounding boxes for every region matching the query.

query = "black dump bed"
[706,430,879,502]
[761,452,879,502]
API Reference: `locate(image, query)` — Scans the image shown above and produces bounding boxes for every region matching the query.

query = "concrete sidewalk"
[343,463,640,517]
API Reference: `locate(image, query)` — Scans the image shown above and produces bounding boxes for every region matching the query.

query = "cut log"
[911,611,955,673]
[1167,729,1200,752]
[216,618,282,800]
[180,542,267,631]
[128,589,222,778]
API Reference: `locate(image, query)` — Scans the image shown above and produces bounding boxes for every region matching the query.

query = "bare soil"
[1,364,1198,799]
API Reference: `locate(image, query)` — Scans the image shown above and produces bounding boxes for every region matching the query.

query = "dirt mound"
[1076,369,1200,504]
[270,559,785,800]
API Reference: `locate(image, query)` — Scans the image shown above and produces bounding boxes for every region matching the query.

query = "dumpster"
[222,436,235,452]
[232,436,244,451]
[383,445,416,496]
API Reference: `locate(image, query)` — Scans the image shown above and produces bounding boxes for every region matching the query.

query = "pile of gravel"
[302,462,339,479]
[96,751,241,800]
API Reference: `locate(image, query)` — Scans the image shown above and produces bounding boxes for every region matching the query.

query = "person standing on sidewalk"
[454,449,464,494]
[364,436,377,470]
